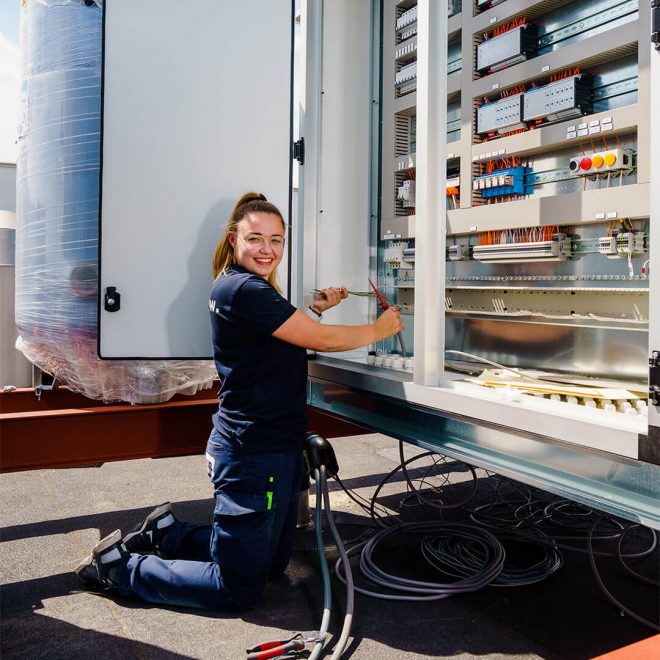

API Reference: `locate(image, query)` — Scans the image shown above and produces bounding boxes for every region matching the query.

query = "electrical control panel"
[370,0,651,454]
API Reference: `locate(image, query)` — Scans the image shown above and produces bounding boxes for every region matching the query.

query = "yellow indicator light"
[604,152,617,167]
[592,154,604,168]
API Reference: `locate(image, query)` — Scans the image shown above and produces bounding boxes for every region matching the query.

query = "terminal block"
[396,5,417,31]
[448,244,467,261]
[569,148,633,177]
[395,61,417,85]
[523,74,592,124]
[598,232,645,259]
[384,240,414,269]
[397,179,416,208]
[473,233,571,264]
[395,61,417,95]
[476,24,537,74]
[476,94,525,136]
[473,165,533,199]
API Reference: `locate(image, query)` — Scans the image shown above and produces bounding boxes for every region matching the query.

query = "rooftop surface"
[1,433,658,659]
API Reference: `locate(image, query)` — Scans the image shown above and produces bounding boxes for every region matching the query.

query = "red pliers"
[246,631,327,660]
[368,278,407,358]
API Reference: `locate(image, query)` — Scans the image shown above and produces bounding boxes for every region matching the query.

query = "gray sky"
[0,0,19,163]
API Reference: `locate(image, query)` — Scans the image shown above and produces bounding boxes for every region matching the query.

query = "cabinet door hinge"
[293,138,305,165]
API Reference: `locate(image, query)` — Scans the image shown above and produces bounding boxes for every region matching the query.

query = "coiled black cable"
[334,522,505,601]
[422,528,563,587]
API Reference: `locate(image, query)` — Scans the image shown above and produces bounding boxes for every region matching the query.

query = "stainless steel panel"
[445,317,648,379]
[307,368,660,529]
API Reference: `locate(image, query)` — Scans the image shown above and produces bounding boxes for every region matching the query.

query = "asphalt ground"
[1,433,658,659]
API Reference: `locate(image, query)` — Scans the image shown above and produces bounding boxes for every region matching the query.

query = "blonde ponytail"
[211,192,285,291]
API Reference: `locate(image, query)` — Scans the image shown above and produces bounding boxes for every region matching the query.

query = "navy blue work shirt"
[208,265,308,451]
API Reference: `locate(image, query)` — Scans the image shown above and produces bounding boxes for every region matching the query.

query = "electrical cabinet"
[98,0,660,527]
[300,0,659,528]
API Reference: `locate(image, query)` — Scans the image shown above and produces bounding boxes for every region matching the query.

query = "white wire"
[444,349,537,381]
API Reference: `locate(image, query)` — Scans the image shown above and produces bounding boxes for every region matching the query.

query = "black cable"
[335,521,505,601]
[422,528,563,587]
[617,525,660,587]
[369,452,439,526]
[587,518,660,633]
[333,473,396,527]
[398,441,478,510]
[328,446,658,627]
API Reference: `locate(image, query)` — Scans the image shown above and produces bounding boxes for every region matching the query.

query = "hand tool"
[367,278,407,358]
[246,631,328,660]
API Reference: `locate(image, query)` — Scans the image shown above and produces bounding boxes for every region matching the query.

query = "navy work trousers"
[116,429,304,611]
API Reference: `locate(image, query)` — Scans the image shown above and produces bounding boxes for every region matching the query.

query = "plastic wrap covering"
[15,0,216,403]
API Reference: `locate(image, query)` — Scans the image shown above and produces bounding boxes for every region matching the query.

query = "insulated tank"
[15,0,215,402]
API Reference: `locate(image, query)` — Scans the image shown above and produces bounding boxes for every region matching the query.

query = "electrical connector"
[473,165,533,199]
[598,232,644,259]
[397,179,416,208]
[473,233,571,263]
[384,240,414,269]
[523,74,592,124]
[448,244,466,261]
[476,24,537,73]
[476,94,525,135]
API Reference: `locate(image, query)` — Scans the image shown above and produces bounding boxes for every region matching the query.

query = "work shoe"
[122,502,175,555]
[75,529,129,590]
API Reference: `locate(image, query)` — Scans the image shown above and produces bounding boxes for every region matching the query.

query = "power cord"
[304,435,660,653]
[588,519,660,633]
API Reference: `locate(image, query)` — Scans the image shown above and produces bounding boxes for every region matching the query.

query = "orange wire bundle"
[492,15,527,37]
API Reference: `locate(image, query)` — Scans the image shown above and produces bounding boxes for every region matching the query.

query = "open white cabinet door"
[99,0,294,358]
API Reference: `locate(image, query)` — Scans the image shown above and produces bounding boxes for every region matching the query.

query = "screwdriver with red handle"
[368,278,407,358]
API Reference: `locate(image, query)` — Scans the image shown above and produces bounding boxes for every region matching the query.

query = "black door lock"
[104,286,121,312]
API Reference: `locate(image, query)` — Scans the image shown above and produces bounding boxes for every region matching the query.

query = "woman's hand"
[374,306,403,340]
[311,286,348,314]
